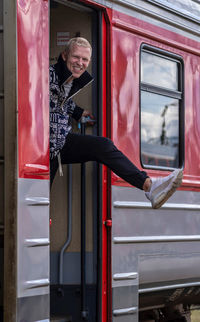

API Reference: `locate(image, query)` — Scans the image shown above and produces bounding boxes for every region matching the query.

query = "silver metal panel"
[112,241,200,282]
[139,253,200,284]
[113,285,138,321]
[112,187,138,320]
[112,188,200,237]
[17,294,49,321]
[18,178,50,298]
[112,185,200,315]
[112,238,139,320]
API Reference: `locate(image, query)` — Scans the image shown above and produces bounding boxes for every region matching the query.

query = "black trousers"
[50,133,148,189]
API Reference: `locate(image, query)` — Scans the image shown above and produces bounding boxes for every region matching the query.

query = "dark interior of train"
[50,1,102,321]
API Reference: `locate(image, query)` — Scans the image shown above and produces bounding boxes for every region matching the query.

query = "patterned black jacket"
[50,55,93,159]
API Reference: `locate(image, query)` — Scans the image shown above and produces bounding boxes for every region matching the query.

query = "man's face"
[63,43,91,79]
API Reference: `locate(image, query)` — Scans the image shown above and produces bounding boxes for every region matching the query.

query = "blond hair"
[65,37,92,56]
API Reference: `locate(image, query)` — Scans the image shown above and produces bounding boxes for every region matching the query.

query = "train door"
[49,1,105,321]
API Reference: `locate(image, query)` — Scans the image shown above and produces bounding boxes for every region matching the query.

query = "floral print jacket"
[50,55,93,159]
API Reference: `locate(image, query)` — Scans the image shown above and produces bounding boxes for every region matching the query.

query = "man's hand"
[82,110,94,118]
[82,110,95,125]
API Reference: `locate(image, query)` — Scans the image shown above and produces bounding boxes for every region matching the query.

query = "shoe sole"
[152,170,183,209]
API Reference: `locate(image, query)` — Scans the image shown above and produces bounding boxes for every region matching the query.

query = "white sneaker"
[145,169,183,209]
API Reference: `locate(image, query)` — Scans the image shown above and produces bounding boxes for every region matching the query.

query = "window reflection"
[141,92,179,168]
[141,52,178,91]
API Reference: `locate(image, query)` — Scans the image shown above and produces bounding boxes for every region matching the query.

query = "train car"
[1,0,200,321]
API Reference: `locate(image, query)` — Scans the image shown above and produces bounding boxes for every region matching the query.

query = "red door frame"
[79,1,112,321]
[101,9,112,322]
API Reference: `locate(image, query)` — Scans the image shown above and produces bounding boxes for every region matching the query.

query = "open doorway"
[49,1,102,321]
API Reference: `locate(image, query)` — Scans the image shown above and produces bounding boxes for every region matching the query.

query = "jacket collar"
[55,54,93,98]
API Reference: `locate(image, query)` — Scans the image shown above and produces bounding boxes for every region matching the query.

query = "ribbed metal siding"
[112,186,200,320]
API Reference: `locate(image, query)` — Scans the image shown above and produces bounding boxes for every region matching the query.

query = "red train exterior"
[2,0,200,321]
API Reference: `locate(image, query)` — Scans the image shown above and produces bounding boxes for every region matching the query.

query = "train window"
[141,52,178,90]
[140,45,184,170]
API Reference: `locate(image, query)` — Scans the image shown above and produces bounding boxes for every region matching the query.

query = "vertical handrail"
[59,164,73,285]
[81,119,88,320]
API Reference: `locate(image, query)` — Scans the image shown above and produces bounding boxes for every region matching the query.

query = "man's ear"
[61,52,67,61]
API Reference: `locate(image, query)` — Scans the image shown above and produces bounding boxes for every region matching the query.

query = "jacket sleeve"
[49,66,60,112]
[66,98,84,121]
[72,105,84,121]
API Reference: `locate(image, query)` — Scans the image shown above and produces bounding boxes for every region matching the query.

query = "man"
[50,37,183,209]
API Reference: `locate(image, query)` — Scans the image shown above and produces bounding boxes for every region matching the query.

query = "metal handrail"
[80,121,88,320]
[59,163,73,285]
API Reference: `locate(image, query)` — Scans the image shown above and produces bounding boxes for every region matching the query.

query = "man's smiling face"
[63,43,91,79]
